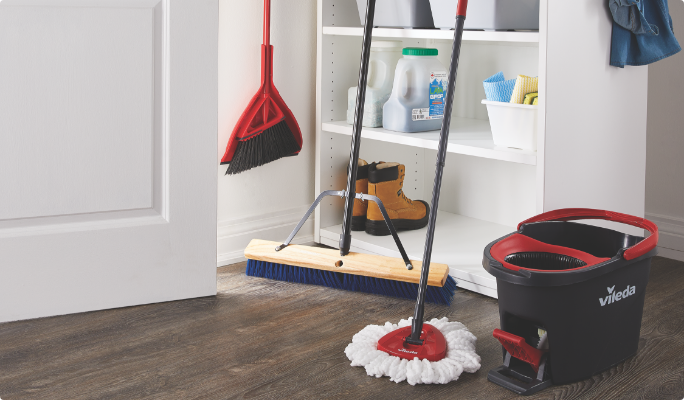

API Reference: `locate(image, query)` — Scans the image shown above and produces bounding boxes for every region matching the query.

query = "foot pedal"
[488,329,552,396]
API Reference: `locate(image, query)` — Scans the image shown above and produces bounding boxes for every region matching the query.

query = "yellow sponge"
[523,92,539,105]
[510,75,538,104]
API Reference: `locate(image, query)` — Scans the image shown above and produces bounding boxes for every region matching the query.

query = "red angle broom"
[220,0,303,175]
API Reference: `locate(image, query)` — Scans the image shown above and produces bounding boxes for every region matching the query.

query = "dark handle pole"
[408,5,467,344]
[340,0,376,256]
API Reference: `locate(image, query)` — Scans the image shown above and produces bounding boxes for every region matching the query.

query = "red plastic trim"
[456,0,468,17]
[377,324,447,362]
[491,233,610,272]
[518,208,659,261]
[493,329,544,373]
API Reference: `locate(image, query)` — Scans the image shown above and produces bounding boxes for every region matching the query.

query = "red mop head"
[377,323,446,362]
[345,317,480,385]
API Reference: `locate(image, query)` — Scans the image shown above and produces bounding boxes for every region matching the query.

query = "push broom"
[220,0,303,175]
[243,0,457,305]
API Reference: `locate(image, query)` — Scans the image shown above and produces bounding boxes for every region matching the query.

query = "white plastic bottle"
[383,48,448,133]
[347,41,403,128]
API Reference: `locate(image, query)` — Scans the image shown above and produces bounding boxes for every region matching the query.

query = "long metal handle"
[276,190,345,251]
[263,0,270,46]
[408,10,467,344]
[359,193,413,270]
[277,190,413,270]
[339,0,376,256]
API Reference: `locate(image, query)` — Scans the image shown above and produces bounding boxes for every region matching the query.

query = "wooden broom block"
[244,239,450,287]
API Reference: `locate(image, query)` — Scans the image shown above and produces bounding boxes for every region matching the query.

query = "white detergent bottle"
[347,41,403,127]
[383,47,448,133]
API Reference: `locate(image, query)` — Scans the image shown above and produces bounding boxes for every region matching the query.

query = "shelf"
[322,119,537,165]
[318,210,514,298]
[322,26,540,43]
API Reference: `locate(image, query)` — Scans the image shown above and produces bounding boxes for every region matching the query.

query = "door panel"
[0,0,218,323]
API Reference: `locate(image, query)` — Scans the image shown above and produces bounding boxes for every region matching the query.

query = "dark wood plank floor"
[1,257,683,399]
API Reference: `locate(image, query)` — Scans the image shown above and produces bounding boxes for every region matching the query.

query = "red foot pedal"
[493,329,544,372]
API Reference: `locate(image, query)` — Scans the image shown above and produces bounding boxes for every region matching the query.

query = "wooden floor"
[1,257,683,399]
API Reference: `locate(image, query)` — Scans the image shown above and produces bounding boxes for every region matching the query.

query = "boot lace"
[398,173,413,205]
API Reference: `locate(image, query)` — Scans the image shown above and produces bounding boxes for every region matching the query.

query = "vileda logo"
[599,285,636,306]
[398,348,418,355]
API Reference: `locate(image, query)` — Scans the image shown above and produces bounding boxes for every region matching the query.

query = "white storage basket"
[482,100,538,151]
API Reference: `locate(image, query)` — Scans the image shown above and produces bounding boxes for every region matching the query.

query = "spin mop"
[345,0,481,385]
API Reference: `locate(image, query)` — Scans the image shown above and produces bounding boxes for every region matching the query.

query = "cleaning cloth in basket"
[482,72,516,102]
[510,75,539,104]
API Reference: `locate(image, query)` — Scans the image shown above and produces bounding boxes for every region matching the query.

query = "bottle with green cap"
[383,47,448,133]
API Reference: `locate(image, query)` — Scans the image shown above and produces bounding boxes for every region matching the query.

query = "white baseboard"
[217,234,314,267]
[646,212,684,261]
[216,206,314,267]
[655,247,684,262]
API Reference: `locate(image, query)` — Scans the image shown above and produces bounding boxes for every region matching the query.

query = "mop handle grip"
[518,208,659,260]
[457,0,468,17]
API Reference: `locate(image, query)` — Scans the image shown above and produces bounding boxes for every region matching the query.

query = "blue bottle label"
[429,71,447,120]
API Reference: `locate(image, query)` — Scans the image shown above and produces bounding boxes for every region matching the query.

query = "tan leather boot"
[351,159,370,231]
[365,162,429,236]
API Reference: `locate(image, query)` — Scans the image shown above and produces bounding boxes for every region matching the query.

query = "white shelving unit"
[314,0,649,299]
[322,119,537,165]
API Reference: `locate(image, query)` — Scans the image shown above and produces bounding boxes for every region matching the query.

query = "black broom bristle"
[225,120,301,175]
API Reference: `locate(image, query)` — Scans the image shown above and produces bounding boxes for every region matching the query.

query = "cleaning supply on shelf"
[347,0,481,385]
[523,92,538,105]
[509,74,538,104]
[220,0,302,175]
[482,72,539,150]
[365,162,429,236]
[383,48,448,133]
[241,0,457,306]
[482,71,516,102]
[347,41,403,128]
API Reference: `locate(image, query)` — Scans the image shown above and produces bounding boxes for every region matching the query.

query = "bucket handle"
[518,208,659,261]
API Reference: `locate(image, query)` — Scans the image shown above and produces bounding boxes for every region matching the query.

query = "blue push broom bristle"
[246,259,457,306]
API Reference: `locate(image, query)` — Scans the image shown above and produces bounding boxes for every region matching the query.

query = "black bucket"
[482,208,659,395]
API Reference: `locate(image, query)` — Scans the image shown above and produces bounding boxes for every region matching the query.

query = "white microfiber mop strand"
[344,317,481,385]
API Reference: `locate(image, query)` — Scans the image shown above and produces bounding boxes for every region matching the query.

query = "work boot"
[351,159,370,231]
[365,162,429,236]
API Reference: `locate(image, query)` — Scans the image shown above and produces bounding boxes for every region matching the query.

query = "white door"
[0,0,218,323]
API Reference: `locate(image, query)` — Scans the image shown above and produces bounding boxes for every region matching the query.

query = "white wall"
[217,0,317,266]
[646,1,684,261]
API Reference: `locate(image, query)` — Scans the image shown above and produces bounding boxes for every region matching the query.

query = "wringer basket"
[482,208,659,395]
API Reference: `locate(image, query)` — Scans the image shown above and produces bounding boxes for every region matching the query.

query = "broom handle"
[339,0,376,256]
[263,0,270,47]
[262,0,272,125]
[408,0,468,344]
